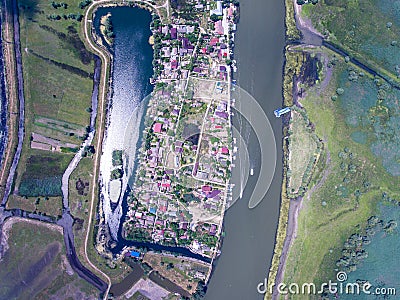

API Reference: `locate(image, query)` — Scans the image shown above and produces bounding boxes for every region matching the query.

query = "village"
[121,0,238,262]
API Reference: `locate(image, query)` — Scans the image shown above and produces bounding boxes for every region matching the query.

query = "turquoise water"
[340,203,400,299]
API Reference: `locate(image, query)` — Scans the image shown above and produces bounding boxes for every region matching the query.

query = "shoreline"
[0,0,19,205]
[265,1,314,298]
[266,1,329,297]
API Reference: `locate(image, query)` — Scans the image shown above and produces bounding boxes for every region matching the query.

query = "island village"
[97,0,240,297]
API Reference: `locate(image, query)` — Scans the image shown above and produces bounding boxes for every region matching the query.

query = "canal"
[205,0,285,299]
[93,6,153,241]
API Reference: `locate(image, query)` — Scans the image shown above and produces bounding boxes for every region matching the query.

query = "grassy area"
[300,0,400,83]
[8,151,72,216]
[287,107,321,197]
[0,0,20,201]
[282,54,400,298]
[69,156,129,283]
[0,218,98,299]
[9,0,96,215]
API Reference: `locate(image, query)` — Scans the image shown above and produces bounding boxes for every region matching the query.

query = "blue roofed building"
[130,250,141,258]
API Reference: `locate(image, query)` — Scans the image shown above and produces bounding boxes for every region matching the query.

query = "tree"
[210,14,221,22]
[336,87,344,95]
[111,168,123,180]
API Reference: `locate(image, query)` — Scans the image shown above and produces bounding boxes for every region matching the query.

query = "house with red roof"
[210,37,219,47]
[220,147,229,154]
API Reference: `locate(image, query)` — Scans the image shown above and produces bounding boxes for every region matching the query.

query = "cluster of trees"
[336,215,397,274]
[112,150,123,166]
[210,14,222,22]
[51,1,68,9]
[111,168,123,180]
[82,145,95,157]
[296,0,318,5]
[336,232,369,273]
[192,281,207,300]
[145,127,155,150]
[103,16,115,40]
[171,2,197,21]
[126,227,151,242]
[197,232,218,248]
[79,0,92,9]
[47,13,83,21]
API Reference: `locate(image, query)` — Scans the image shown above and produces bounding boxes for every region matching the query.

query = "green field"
[0,218,98,299]
[10,0,95,214]
[287,107,321,197]
[301,0,400,81]
[282,53,400,298]
[8,151,73,216]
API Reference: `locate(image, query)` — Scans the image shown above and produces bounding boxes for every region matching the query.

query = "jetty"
[274,107,291,118]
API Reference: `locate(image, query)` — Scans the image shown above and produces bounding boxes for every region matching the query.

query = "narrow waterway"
[1,0,25,206]
[0,9,8,170]
[205,0,285,298]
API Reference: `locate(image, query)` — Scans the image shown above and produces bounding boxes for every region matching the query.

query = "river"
[205,0,285,299]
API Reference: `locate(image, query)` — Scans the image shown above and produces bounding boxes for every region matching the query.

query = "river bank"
[0,0,18,204]
[0,23,8,173]
[1,0,25,207]
[264,1,311,298]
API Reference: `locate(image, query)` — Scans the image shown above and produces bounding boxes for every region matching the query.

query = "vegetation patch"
[336,65,400,176]
[13,0,95,211]
[112,149,123,166]
[0,219,98,299]
[287,107,322,197]
[282,54,400,296]
[18,153,71,198]
[301,0,400,81]
[19,176,62,197]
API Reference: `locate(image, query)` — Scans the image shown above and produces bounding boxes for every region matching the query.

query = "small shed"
[129,250,141,258]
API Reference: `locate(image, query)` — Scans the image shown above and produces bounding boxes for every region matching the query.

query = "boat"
[274,107,291,118]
